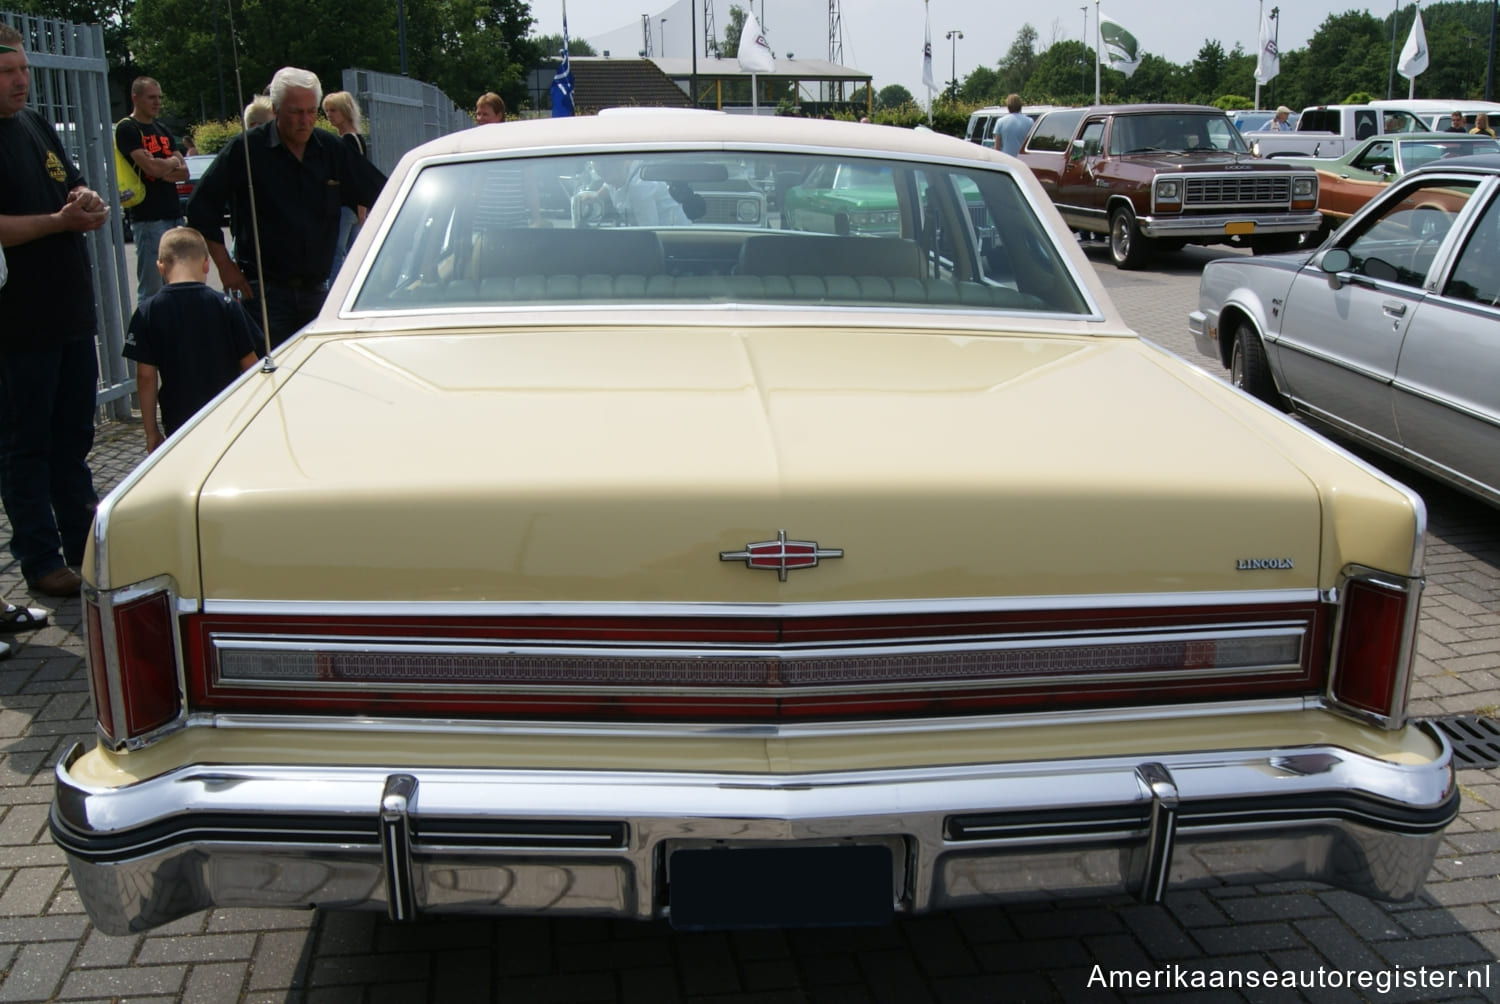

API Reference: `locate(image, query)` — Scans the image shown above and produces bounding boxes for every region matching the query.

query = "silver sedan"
[1190,155,1500,507]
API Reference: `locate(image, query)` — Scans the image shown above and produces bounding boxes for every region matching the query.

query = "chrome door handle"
[1382,300,1407,318]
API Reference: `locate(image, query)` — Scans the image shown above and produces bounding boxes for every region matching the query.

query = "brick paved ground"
[0,245,1494,1002]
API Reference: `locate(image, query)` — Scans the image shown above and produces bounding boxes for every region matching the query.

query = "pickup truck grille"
[1184,175,1292,208]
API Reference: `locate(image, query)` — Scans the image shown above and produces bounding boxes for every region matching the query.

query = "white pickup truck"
[1244,105,1426,159]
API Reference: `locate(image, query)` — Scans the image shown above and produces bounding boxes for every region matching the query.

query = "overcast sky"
[533,0,1394,101]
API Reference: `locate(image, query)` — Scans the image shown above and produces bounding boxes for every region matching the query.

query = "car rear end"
[51,116,1457,935]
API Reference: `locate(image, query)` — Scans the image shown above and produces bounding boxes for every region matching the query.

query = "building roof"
[567,58,693,114]
[647,56,870,83]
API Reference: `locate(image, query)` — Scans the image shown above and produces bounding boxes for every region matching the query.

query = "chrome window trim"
[198,588,1322,619]
[186,695,1321,741]
[337,300,1108,326]
[208,622,1310,697]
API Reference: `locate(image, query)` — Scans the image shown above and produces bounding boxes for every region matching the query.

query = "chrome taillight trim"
[1325,565,1424,731]
[83,575,188,751]
[207,622,1312,697]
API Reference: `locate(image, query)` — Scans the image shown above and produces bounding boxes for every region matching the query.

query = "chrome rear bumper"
[52,735,1457,935]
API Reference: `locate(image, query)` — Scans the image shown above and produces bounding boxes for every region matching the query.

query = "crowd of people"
[0,23,407,635]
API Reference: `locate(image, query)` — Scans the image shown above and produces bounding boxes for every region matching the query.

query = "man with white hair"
[187,66,384,348]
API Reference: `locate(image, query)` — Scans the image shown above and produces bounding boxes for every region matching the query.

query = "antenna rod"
[224,0,277,371]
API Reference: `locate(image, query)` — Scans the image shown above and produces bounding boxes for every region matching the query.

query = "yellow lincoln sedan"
[54,111,1455,935]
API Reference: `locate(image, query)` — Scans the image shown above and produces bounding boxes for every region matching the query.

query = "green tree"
[1392,0,1496,99]
[129,0,537,123]
[403,0,538,112]
[875,83,914,109]
[959,65,1000,104]
[722,4,748,58]
[1298,10,1388,107]
[1187,40,1228,103]
[1025,39,1090,104]
[994,24,1040,96]
[532,33,596,59]
[9,0,135,107]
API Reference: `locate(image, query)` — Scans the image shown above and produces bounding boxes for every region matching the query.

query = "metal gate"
[342,67,471,177]
[2,11,134,421]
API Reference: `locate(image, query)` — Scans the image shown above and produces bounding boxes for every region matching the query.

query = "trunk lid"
[196,326,1323,602]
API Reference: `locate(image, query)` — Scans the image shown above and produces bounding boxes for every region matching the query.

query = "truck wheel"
[1109,206,1151,270]
[1230,322,1283,408]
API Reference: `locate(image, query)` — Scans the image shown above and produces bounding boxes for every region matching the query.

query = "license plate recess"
[667,843,896,930]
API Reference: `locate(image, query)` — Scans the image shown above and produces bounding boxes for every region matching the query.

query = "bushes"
[190,116,340,155]
[191,119,242,155]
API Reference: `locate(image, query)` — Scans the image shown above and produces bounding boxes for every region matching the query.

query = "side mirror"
[1069,139,1086,162]
[1321,247,1352,288]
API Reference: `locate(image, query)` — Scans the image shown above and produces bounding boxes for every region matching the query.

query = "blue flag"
[550,5,575,118]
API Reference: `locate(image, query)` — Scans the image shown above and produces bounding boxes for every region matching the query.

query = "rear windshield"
[352,150,1091,316]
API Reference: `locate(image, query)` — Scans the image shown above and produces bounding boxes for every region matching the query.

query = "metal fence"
[2,11,134,421]
[342,68,471,177]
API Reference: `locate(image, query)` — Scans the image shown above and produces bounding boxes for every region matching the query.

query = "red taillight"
[116,593,181,736]
[176,182,192,196]
[1330,577,1416,723]
[85,588,182,744]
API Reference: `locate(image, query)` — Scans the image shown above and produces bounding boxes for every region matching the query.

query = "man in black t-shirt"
[116,76,187,300]
[0,25,110,598]
[124,228,260,451]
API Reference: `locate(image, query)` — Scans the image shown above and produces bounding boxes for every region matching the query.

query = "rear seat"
[417,274,1046,310]
[474,228,667,279]
[391,230,1047,310]
[737,234,925,278]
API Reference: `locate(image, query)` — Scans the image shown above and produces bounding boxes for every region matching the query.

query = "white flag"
[737,8,775,74]
[921,9,935,91]
[1099,15,1142,78]
[1398,10,1429,79]
[1254,13,1279,85]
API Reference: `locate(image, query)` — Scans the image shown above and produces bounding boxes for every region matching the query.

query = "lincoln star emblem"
[720,530,843,581]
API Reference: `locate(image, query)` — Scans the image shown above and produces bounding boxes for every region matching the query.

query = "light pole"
[1388,0,1399,99]
[1081,7,1088,95]
[1488,0,1497,100]
[1254,0,1263,110]
[1268,7,1279,106]
[946,29,964,101]
[661,17,668,58]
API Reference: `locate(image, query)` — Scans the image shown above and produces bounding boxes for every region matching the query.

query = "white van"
[1369,99,1500,132]
[965,105,1068,149]
[964,107,1007,147]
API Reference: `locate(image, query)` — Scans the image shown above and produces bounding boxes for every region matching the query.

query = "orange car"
[1285,133,1500,237]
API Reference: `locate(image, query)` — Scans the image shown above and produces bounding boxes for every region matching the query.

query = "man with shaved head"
[0,24,110,597]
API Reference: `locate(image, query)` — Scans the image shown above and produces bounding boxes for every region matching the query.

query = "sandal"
[0,603,48,633]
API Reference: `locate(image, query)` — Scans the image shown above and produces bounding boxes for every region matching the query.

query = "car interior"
[350,151,1090,317]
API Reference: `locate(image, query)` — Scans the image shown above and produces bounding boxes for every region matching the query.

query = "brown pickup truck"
[1018,104,1322,268]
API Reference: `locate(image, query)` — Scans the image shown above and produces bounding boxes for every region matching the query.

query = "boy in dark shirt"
[123,227,261,452]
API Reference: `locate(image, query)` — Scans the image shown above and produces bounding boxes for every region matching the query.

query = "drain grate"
[1424,716,1500,770]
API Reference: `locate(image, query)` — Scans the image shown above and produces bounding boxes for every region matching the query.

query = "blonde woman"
[322,91,369,279]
